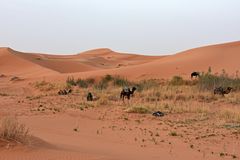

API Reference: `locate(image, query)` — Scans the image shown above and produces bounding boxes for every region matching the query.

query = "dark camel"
[214,87,232,96]
[58,88,72,95]
[87,92,93,101]
[120,87,137,101]
[191,72,200,79]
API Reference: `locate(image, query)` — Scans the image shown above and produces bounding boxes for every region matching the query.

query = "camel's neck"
[225,89,231,94]
[130,90,135,94]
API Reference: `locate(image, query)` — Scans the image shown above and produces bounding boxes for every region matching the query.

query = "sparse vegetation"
[126,105,151,114]
[76,78,88,88]
[0,93,9,96]
[34,81,56,91]
[66,76,76,86]
[0,116,30,144]
[94,79,108,90]
[113,76,132,87]
[135,79,159,92]
[169,131,178,136]
[103,74,113,82]
[198,69,240,91]
[169,76,185,85]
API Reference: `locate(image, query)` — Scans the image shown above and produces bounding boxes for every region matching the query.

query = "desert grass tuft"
[0,116,30,144]
[126,105,152,114]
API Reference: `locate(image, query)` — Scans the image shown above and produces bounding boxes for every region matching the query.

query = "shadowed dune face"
[73,41,240,79]
[0,48,57,77]
[12,48,163,74]
[45,41,240,80]
[1,41,240,80]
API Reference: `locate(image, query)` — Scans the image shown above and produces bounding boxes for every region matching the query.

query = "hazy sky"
[0,0,239,55]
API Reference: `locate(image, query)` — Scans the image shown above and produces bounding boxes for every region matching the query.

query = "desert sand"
[0,41,240,160]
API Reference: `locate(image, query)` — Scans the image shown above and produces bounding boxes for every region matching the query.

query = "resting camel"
[58,88,72,95]
[120,87,137,101]
[87,92,93,101]
[191,72,200,79]
[214,87,232,96]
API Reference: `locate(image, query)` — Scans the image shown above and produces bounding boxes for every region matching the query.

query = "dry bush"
[153,102,210,114]
[169,76,185,86]
[76,78,88,88]
[126,105,152,114]
[66,76,76,86]
[219,108,240,123]
[0,116,30,144]
[198,70,240,91]
[34,80,56,91]
[135,79,159,92]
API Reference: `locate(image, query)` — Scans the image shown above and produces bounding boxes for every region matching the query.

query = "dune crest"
[1,41,240,80]
[0,48,57,78]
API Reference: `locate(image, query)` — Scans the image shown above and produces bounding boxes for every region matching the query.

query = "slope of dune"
[0,48,57,78]
[13,48,163,74]
[1,41,240,80]
[68,41,240,80]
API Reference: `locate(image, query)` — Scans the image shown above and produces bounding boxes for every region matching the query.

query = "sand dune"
[1,41,240,160]
[69,41,240,80]
[0,48,57,78]
[1,41,240,80]
[12,48,163,74]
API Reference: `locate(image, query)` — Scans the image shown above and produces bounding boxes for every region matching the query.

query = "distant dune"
[0,41,240,80]
[100,41,240,79]
[11,48,163,74]
[0,48,57,77]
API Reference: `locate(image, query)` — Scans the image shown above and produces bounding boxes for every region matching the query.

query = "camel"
[120,87,137,101]
[191,72,200,79]
[214,87,232,96]
[58,88,72,95]
[87,92,93,101]
[152,111,165,117]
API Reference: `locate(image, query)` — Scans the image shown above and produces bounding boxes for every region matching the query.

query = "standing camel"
[120,87,137,101]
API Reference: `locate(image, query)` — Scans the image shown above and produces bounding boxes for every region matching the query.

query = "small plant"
[219,152,225,157]
[73,128,79,132]
[126,105,151,114]
[169,131,178,136]
[113,76,131,87]
[198,70,240,91]
[66,76,76,86]
[76,78,88,88]
[232,155,237,159]
[86,78,95,85]
[0,93,8,96]
[0,116,29,144]
[169,76,184,85]
[94,80,108,90]
[103,74,113,82]
[34,81,55,91]
[135,79,159,92]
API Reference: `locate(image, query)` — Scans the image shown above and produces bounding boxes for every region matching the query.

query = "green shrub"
[135,79,159,92]
[198,71,240,91]
[169,76,184,85]
[66,76,76,86]
[126,105,151,114]
[34,81,55,91]
[86,78,95,85]
[103,74,113,82]
[76,78,88,88]
[169,131,178,136]
[94,80,108,90]
[0,117,29,144]
[113,76,131,87]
